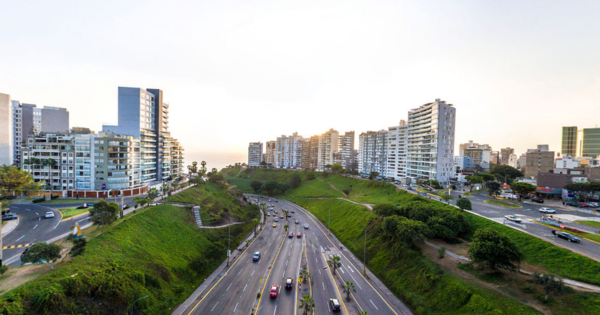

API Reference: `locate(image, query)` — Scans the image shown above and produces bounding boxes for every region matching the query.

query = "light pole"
[131,295,148,315]
[227,224,231,266]
[362,229,367,275]
[328,208,331,235]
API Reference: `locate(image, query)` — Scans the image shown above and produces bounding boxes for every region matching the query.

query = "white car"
[504,215,522,223]
[44,211,55,219]
[539,207,556,214]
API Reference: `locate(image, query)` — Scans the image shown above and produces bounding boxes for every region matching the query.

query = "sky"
[1,0,599,170]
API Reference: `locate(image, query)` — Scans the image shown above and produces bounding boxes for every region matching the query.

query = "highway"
[182,195,412,315]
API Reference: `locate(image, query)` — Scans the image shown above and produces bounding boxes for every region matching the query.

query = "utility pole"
[227,224,231,266]
[328,209,331,235]
[362,229,367,275]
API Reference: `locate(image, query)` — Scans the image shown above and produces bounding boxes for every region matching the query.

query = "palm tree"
[42,158,57,197]
[23,157,39,171]
[162,183,170,199]
[299,294,315,315]
[299,269,311,282]
[252,218,259,234]
[200,161,207,177]
[341,281,356,302]
[171,180,180,192]
[284,224,289,231]
[327,255,342,275]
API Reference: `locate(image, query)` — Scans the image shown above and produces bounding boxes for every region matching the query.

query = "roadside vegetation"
[484,199,522,208]
[58,206,91,219]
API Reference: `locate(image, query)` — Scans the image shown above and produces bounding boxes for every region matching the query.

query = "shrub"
[468,228,523,271]
[438,247,446,259]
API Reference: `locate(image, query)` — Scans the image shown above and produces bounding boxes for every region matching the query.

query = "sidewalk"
[1,218,19,237]
[172,208,264,315]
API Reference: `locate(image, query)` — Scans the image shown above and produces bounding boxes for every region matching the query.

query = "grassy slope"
[577,221,600,229]
[223,167,324,194]
[0,205,253,315]
[59,207,90,219]
[484,199,522,208]
[165,183,254,225]
[286,198,540,314]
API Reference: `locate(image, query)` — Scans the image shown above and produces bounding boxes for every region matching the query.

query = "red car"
[297,233,302,238]
[270,285,279,298]
[291,210,295,213]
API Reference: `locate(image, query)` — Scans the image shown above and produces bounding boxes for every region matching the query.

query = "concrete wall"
[41,107,69,133]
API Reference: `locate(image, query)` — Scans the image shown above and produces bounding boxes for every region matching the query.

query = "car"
[291,210,294,213]
[304,223,309,229]
[270,285,279,298]
[556,231,581,243]
[588,202,599,207]
[267,213,270,216]
[280,215,284,219]
[504,215,522,223]
[272,223,277,227]
[297,233,302,238]
[288,232,294,238]
[2,214,17,220]
[285,277,294,290]
[566,202,580,207]
[44,211,55,219]
[579,202,591,208]
[274,217,279,222]
[539,207,556,214]
[295,220,299,224]
[329,298,341,312]
[253,252,260,261]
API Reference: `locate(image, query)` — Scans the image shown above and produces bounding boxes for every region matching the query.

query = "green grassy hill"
[0,205,254,314]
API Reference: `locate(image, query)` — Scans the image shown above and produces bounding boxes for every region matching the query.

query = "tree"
[322,171,330,178]
[69,238,87,257]
[331,164,343,173]
[22,157,40,171]
[162,183,170,198]
[395,217,430,245]
[532,272,565,302]
[0,165,34,194]
[510,182,536,201]
[299,294,315,315]
[290,175,301,189]
[262,180,278,195]
[466,175,484,192]
[327,255,342,275]
[171,180,180,191]
[299,269,311,282]
[252,218,259,234]
[487,182,502,196]
[41,158,58,195]
[306,173,315,180]
[369,171,379,180]
[189,176,205,186]
[148,188,159,200]
[441,193,453,204]
[284,224,289,231]
[373,202,396,218]
[456,198,472,211]
[468,228,523,271]
[187,161,198,177]
[89,200,120,234]
[479,173,496,187]
[260,161,267,167]
[341,281,356,302]
[490,165,523,184]
[199,161,208,177]
[564,182,596,201]
[0,265,7,277]
[21,242,62,270]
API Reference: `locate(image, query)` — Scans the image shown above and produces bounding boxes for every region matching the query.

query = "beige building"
[525,145,555,178]
[317,129,339,170]
[264,141,276,165]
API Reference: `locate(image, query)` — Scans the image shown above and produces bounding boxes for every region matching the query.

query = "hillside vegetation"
[230,168,600,314]
[0,198,254,314]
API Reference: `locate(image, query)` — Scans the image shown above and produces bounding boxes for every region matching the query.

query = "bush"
[438,247,446,259]
[468,228,523,271]
[32,197,45,203]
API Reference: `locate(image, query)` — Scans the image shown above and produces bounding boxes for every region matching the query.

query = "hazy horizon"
[2,0,600,170]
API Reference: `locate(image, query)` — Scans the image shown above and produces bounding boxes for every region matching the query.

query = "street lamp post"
[130,295,148,315]
[362,229,367,275]
[227,224,231,267]
[328,208,331,235]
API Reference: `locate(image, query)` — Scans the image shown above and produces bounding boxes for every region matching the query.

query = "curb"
[1,217,19,237]
[60,210,90,221]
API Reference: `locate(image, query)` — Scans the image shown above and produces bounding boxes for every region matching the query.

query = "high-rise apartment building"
[21,133,77,191]
[264,141,276,165]
[490,151,499,165]
[386,121,408,180]
[93,131,142,190]
[500,147,514,165]
[406,99,455,183]
[248,142,263,167]
[562,126,578,157]
[358,130,388,176]
[337,131,355,170]
[0,93,13,165]
[525,145,555,178]
[103,87,184,184]
[317,129,339,170]
[304,135,320,170]
[274,133,303,169]
[578,128,600,158]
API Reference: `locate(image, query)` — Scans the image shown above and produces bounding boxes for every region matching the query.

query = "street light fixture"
[362,229,367,275]
[328,208,331,236]
[131,295,148,315]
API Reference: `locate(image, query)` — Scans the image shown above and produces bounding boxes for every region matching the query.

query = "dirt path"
[327,181,347,197]
[337,197,374,211]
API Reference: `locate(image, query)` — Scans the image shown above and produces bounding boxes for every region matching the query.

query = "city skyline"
[2,1,600,170]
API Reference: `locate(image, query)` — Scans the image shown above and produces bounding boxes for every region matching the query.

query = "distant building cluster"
[249,99,456,184]
[0,87,185,194]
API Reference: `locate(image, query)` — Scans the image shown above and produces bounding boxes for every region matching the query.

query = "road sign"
[298,278,303,283]
[227,250,231,257]
[101,183,106,190]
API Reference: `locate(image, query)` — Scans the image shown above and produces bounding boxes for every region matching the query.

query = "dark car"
[329,298,341,312]
[532,196,544,203]
[288,232,294,238]
[556,231,581,243]
[566,202,580,207]
[2,214,17,220]
[285,277,293,290]
[295,220,299,224]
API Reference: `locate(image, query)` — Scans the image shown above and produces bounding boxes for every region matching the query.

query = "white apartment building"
[22,133,77,191]
[248,142,263,167]
[337,131,356,170]
[358,130,388,176]
[508,154,519,169]
[386,120,408,180]
[0,93,13,166]
[406,99,455,183]
[555,155,579,169]
[264,141,276,165]
[318,129,339,170]
[274,133,303,169]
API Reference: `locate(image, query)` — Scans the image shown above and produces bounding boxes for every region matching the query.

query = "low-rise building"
[525,145,555,178]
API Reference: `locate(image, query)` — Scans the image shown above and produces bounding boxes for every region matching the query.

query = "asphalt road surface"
[183,195,411,315]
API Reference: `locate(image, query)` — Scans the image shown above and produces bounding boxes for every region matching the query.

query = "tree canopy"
[510,182,537,199]
[330,164,343,173]
[290,175,301,189]
[456,198,472,211]
[487,182,502,196]
[0,165,34,193]
[262,180,278,195]
[21,242,62,269]
[250,180,263,193]
[468,228,523,271]
[490,165,523,184]
[89,200,120,233]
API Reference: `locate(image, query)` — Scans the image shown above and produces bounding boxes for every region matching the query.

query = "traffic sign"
[298,278,303,283]
[101,183,106,190]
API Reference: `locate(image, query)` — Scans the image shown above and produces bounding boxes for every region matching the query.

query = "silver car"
[539,207,556,214]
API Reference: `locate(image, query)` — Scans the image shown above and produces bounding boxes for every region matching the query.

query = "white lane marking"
[26,209,31,211]
[326,301,331,312]
[38,217,41,221]
[370,299,379,310]
[318,269,321,275]
[15,235,25,242]
[227,283,232,291]
[53,219,61,230]
[243,284,247,291]
[289,251,291,256]
[282,271,285,278]
[322,282,325,290]
[33,224,38,230]
[340,268,345,274]
[316,258,318,263]
[346,270,362,290]
[234,302,238,312]
[238,269,242,275]
[211,301,219,311]
[35,212,39,215]
[347,265,354,273]
[251,269,256,277]
[273,305,277,315]
[286,259,288,266]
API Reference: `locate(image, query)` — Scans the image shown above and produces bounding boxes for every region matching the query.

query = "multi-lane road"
[182,195,412,315]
